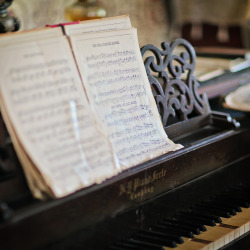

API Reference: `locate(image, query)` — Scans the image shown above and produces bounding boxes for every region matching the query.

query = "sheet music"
[0,36,120,198]
[64,15,131,35]
[70,28,183,169]
[0,27,63,46]
[225,83,250,112]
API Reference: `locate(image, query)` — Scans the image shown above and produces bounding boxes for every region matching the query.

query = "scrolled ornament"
[141,38,208,127]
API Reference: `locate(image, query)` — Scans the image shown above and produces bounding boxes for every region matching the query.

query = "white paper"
[225,83,250,112]
[70,28,183,168]
[0,36,120,198]
[64,15,131,35]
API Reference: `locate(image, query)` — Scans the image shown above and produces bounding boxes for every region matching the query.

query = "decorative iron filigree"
[141,38,209,127]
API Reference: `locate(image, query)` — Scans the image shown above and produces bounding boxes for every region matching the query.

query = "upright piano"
[0,39,249,249]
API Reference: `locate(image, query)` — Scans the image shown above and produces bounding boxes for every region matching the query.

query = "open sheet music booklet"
[0,16,182,199]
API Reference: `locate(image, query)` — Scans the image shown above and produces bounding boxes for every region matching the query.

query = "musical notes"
[0,36,120,198]
[70,28,182,168]
[0,16,182,199]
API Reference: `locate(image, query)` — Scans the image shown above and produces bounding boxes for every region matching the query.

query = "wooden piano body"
[0,39,249,249]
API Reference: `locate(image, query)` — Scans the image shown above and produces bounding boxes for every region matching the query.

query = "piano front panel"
[1,117,250,250]
[34,154,249,250]
[107,170,250,250]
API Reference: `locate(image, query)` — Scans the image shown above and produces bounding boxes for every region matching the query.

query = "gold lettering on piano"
[119,168,167,200]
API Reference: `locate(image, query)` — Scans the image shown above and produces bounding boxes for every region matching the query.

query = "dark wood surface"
[0,38,249,249]
[198,68,250,99]
[0,114,249,249]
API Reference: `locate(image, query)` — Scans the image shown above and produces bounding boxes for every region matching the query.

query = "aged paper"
[64,15,131,35]
[0,27,63,46]
[70,28,183,169]
[225,83,250,112]
[0,16,183,199]
[0,36,120,198]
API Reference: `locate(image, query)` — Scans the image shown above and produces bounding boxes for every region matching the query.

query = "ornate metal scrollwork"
[141,38,209,127]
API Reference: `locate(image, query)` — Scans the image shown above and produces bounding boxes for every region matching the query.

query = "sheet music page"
[64,15,131,35]
[70,28,183,169]
[225,83,250,112]
[0,27,63,46]
[0,103,54,198]
[0,35,120,198]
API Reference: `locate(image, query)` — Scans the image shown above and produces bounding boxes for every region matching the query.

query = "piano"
[0,39,249,250]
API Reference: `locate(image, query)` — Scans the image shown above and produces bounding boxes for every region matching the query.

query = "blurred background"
[8,0,250,48]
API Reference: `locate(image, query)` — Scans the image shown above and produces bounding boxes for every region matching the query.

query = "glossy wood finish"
[0,115,249,249]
